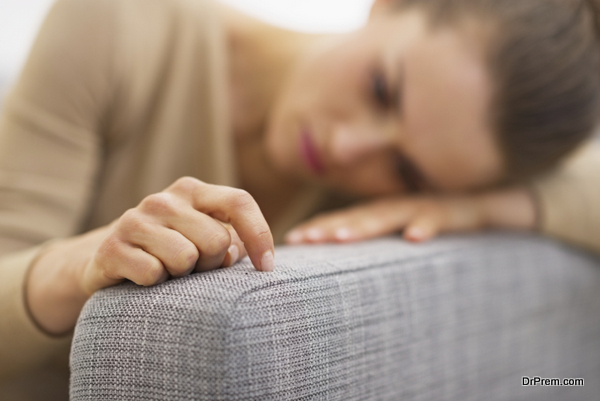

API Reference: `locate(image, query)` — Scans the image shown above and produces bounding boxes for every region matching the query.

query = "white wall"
[0,0,374,101]
[218,0,373,32]
[0,0,55,99]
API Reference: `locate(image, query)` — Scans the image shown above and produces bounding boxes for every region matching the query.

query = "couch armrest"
[70,233,600,400]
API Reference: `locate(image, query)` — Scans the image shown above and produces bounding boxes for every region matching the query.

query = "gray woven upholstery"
[70,233,600,400]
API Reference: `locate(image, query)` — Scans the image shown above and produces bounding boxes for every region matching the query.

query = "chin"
[264,129,295,174]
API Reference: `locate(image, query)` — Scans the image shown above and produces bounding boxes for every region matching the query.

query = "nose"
[330,124,396,166]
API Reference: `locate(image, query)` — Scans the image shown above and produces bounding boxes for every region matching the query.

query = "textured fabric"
[71,234,600,400]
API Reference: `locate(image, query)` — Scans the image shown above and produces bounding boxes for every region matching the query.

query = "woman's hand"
[27,177,274,335]
[81,177,274,295]
[284,187,537,244]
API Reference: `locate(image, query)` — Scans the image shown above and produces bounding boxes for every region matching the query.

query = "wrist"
[478,186,537,231]
[25,227,108,336]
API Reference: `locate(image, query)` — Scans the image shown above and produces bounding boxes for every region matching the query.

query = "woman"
[1,0,599,397]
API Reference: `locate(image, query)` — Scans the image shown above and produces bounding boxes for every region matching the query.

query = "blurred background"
[0,0,375,103]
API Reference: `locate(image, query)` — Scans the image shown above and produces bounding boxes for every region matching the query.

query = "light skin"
[267,2,536,243]
[265,6,502,195]
[26,0,535,335]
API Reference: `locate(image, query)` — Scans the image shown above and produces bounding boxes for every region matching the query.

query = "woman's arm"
[285,142,600,255]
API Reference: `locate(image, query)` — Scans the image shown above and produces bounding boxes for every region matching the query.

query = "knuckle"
[202,230,231,258]
[172,176,202,192]
[115,209,154,240]
[118,208,143,229]
[171,244,199,274]
[253,227,273,243]
[139,192,178,215]
[138,259,165,287]
[225,188,256,210]
[95,236,122,265]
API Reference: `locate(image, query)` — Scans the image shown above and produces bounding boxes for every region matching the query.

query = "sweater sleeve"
[530,140,600,254]
[0,0,116,378]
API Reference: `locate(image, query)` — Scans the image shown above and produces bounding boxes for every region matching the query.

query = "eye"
[371,70,391,108]
[396,155,423,193]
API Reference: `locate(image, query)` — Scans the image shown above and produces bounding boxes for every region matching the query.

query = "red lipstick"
[300,128,325,175]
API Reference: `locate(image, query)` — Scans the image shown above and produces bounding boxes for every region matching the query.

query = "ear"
[369,0,397,19]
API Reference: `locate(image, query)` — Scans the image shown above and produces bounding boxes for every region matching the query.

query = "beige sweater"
[0,0,599,398]
[0,0,233,397]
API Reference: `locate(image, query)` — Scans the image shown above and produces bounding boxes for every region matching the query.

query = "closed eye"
[371,70,392,109]
[396,154,425,193]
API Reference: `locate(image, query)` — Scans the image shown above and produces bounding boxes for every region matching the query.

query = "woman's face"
[265,6,502,197]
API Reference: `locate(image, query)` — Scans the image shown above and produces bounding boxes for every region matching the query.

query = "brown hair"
[394,0,600,181]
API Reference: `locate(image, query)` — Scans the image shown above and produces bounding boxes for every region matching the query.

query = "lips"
[300,127,325,175]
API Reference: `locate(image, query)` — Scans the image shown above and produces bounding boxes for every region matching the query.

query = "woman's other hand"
[27,177,274,335]
[284,187,537,244]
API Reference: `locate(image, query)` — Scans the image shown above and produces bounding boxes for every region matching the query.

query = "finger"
[285,198,417,244]
[220,223,248,268]
[168,178,274,272]
[287,213,383,243]
[113,244,170,286]
[403,211,444,242]
[85,237,169,294]
[403,198,482,242]
[135,189,244,272]
[168,211,233,272]
[119,205,229,274]
[123,199,232,273]
[125,223,199,277]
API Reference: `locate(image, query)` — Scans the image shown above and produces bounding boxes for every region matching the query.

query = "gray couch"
[69,232,600,400]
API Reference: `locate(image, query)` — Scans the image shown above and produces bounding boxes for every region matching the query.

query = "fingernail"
[334,227,352,241]
[285,230,303,244]
[226,244,239,266]
[305,228,324,241]
[260,250,275,272]
[406,227,424,241]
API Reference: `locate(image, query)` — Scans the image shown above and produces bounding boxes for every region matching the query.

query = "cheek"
[403,91,467,189]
